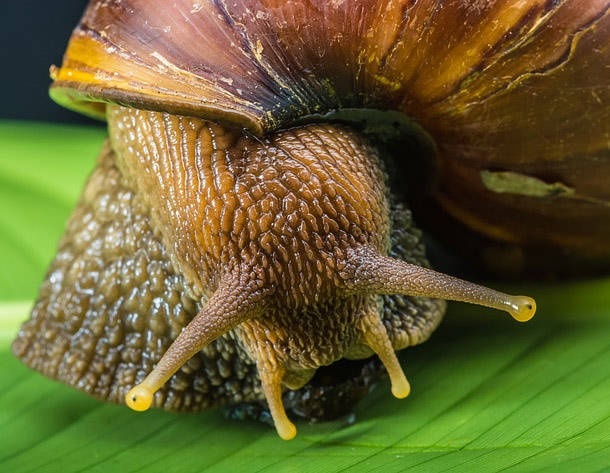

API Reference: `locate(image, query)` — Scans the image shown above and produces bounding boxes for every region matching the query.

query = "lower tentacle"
[258,363,297,440]
[357,302,410,399]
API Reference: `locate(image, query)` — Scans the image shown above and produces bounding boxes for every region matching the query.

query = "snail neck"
[107,104,392,304]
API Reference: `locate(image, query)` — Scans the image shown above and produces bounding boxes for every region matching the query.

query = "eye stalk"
[125,245,536,439]
[347,247,537,323]
[123,275,267,413]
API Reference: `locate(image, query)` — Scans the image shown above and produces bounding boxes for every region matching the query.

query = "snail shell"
[50,0,610,275]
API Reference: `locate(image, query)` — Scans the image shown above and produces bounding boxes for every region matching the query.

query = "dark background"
[2,1,98,125]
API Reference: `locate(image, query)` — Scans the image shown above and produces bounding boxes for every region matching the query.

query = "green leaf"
[1,120,609,473]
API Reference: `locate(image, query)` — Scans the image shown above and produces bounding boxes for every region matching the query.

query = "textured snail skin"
[13,145,262,411]
[105,106,442,380]
[13,109,444,420]
[50,0,610,275]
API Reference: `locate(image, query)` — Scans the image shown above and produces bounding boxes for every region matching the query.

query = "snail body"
[13,0,609,439]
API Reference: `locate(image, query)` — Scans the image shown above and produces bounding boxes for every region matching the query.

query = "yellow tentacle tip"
[507,296,537,322]
[391,377,411,399]
[125,384,154,411]
[276,419,297,440]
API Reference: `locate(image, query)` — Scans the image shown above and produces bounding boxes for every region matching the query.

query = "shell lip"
[49,83,108,122]
[49,81,265,135]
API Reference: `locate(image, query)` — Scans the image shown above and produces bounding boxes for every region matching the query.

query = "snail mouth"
[223,356,384,426]
[282,356,384,422]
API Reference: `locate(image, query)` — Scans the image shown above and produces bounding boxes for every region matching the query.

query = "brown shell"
[50,0,610,275]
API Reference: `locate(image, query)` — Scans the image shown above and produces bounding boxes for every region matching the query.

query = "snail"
[12,0,608,440]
